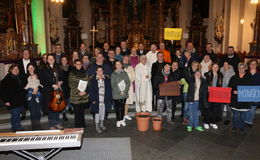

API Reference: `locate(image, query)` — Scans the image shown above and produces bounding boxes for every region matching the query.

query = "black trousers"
[72,103,86,128]
[203,103,221,124]
[114,99,126,121]
[171,96,178,120]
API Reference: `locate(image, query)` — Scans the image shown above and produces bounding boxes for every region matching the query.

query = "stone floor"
[0,106,260,160]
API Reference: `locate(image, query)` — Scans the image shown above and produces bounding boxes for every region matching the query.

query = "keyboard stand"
[13,148,62,160]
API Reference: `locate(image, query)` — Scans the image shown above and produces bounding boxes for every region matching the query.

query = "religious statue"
[5,28,17,55]
[250,19,257,43]
[164,8,174,28]
[214,15,224,44]
[97,9,107,44]
[50,15,60,45]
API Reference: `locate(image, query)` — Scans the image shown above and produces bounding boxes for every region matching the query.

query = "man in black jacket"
[151,52,165,109]
[219,46,241,73]
[202,43,218,63]
[78,43,91,60]
[17,49,37,119]
[137,43,148,56]
[51,44,66,64]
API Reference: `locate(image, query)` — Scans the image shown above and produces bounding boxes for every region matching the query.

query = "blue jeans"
[27,95,41,121]
[188,101,199,127]
[183,93,189,119]
[48,111,60,127]
[232,110,246,129]
[27,88,41,99]
[245,106,257,125]
[9,106,24,131]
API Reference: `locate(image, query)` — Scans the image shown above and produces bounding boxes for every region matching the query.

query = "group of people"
[0,41,259,134]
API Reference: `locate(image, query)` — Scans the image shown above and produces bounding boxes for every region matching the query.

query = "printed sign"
[238,86,260,102]
[164,28,182,40]
[208,87,232,103]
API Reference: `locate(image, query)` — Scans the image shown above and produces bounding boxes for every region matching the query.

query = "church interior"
[0,0,260,160]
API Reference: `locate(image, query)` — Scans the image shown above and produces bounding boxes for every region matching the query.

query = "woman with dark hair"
[68,59,89,127]
[203,63,223,130]
[88,66,113,133]
[60,56,73,120]
[115,46,123,61]
[153,63,175,123]
[25,63,42,130]
[111,61,130,127]
[38,53,47,70]
[39,54,63,129]
[228,62,251,134]
[244,60,260,127]
[1,64,24,131]
[220,61,235,125]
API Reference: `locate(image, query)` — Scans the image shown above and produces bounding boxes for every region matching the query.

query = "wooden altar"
[90,0,180,48]
[0,0,38,60]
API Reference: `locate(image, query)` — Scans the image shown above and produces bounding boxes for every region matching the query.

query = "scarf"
[71,67,86,78]
[115,69,124,74]
[61,65,69,72]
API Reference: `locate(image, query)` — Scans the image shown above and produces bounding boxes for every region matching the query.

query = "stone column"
[158,0,164,42]
[26,0,34,44]
[108,0,115,45]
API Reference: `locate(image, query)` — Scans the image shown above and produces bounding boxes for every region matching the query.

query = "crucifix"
[90,26,98,56]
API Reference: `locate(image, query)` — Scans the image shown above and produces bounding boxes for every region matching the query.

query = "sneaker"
[27,97,32,101]
[121,120,126,127]
[124,115,132,121]
[195,126,204,132]
[96,123,102,133]
[223,120,230,125]
[187,126,192,132]
[210,124,218,129]
[116,121,121,127]
[204,123,210,129]
[245,123,253,128]
[35,98,40,103]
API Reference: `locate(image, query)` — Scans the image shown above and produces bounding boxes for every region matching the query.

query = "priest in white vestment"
[146,44,158,68]
[135,55,153,112]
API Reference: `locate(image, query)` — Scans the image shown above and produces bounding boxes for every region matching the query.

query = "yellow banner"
[164,28,182,40]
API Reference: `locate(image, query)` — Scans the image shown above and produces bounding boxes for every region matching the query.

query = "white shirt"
[146,51,158,68]
[23,59,30,74]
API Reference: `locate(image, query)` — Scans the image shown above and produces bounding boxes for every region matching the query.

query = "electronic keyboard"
[0,128,84,160]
